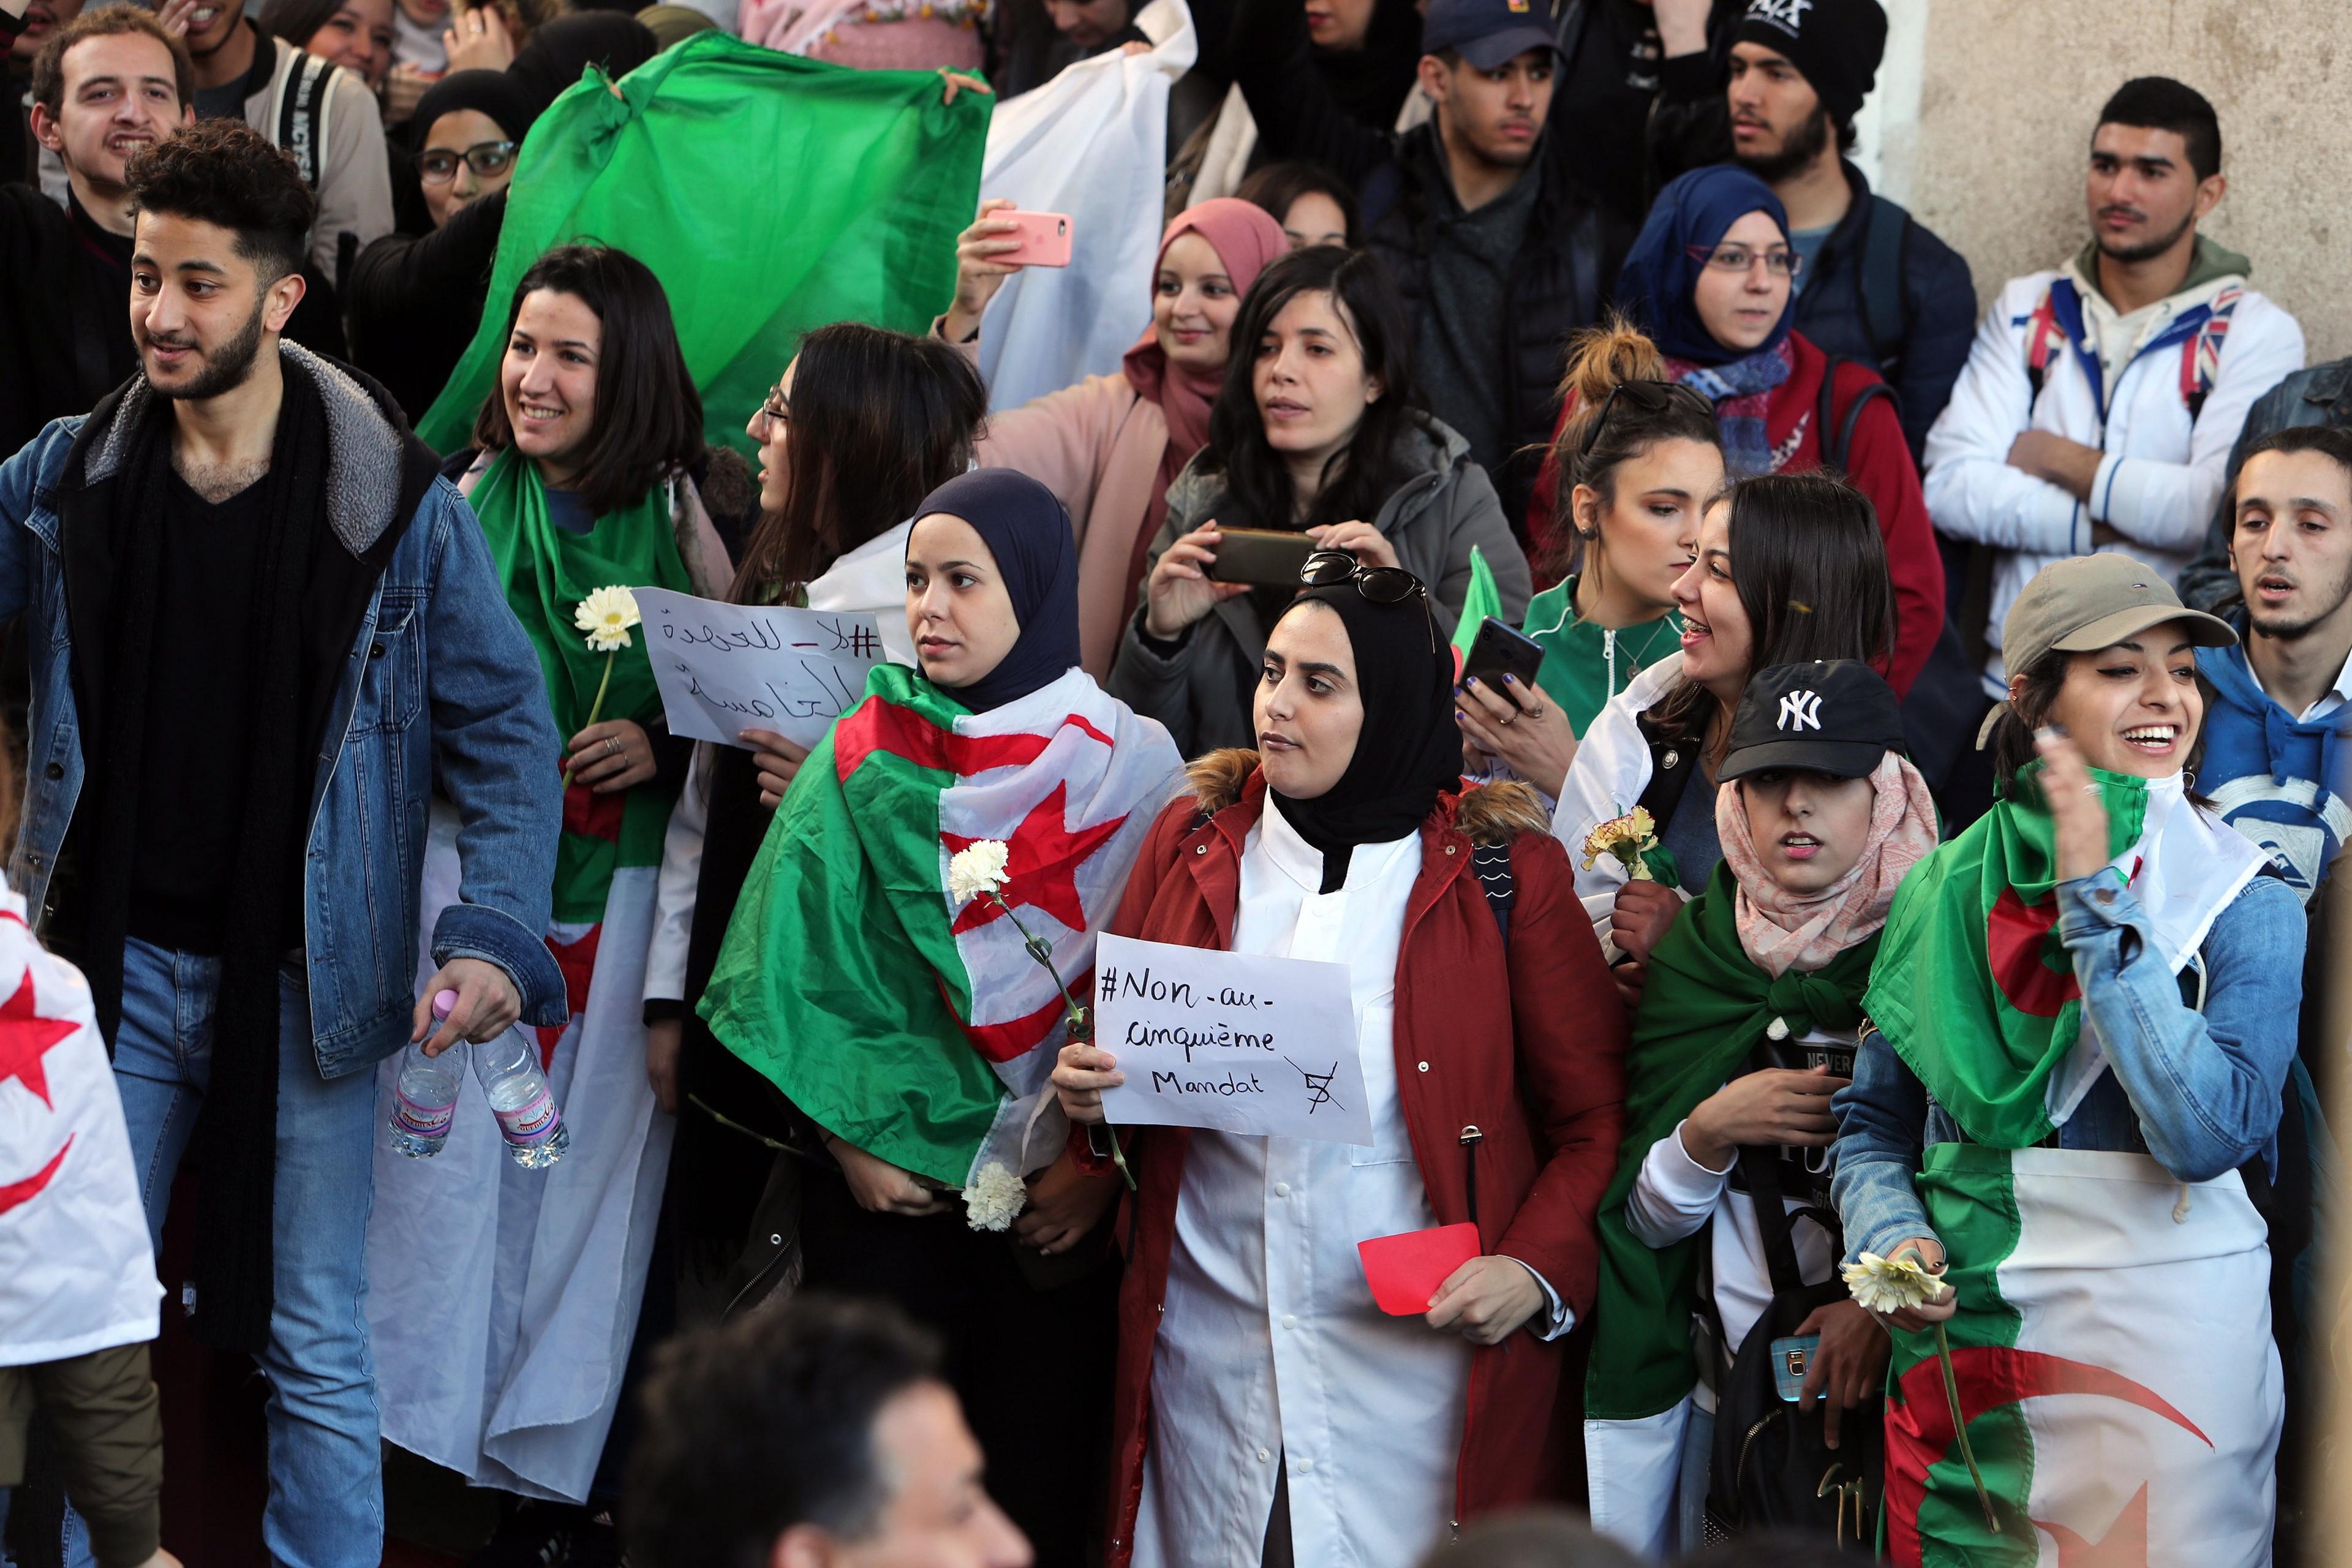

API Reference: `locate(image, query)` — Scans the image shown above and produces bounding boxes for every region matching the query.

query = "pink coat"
[974,371,1172,679]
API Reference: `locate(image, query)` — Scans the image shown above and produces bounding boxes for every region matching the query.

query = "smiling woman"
[258,0,394,85]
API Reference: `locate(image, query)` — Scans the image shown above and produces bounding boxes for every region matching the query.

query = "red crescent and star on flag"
[0,965,85,1216]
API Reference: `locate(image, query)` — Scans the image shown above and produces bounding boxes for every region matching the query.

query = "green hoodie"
[1521,574,1681,735]
[2070,233,2251,306]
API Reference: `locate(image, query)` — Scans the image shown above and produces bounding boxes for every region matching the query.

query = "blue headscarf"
[1615,165,1795,368]
[908,469,1080,714]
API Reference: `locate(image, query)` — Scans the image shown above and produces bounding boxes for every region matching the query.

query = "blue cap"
[1421,0,1561,71]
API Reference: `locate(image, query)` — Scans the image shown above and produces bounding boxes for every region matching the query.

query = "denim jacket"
[1831,865,2305,1262]
[0,347,567,1079]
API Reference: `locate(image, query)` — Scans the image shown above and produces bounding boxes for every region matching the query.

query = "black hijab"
[910,469,1080,714]
[1313,0,1423,132]
[508,13,658,116]
[409,68,541,153]
[1265,578,1459,892]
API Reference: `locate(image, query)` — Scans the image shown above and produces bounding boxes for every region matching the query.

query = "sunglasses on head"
[1298,549,1436,651]
[1578,379,1716,457]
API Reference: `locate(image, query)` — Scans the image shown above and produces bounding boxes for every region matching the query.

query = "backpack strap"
[272,50,337,193]
[1856,194,1911,380]
[2022,282,2067,406]
[1811,355,1898,474]
[1471,837,1516,944]
[2180,285,2245,423]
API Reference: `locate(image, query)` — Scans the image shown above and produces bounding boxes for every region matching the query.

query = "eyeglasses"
[418,140,517,184]
[1299,549,1435,651]
[1578,378,1717,456]
[1684,242,1801,278]
[752,382,790,431]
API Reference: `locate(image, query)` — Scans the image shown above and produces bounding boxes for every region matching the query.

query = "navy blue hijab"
[909,470,1080,714]
[1615,165,1795,366]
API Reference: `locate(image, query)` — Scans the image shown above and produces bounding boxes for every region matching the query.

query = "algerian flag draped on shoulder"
[699,664,1183,1188]
[417,32,987,455]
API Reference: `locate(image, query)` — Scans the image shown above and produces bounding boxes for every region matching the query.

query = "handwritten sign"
[1092,933,1371,1145]
[635,588,888,749]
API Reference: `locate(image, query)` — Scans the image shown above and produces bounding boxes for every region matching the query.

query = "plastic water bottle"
[472,1028,571,1169]
[386,990,467,1158]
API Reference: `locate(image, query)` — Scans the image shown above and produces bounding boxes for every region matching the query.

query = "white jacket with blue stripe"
[1921,244,2304,691]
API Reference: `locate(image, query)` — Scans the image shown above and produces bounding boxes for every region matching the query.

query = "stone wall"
[1875,0,2352,363]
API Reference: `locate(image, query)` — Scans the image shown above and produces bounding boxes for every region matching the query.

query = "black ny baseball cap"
[1719,660,1906,782]
[1422,0,1561,71]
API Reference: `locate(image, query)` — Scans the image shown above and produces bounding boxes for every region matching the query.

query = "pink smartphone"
[997,209,1074,268]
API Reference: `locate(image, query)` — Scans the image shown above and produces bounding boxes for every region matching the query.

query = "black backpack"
[1700,1145,1882,1550]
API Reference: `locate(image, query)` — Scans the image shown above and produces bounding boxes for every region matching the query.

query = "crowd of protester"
[0,0,2344,1563]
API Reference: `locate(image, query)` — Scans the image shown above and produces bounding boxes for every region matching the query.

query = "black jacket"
[1229,0,1632,525]
[1643,20,1975,466]
[0,185,140,458]
[345,189,508,431]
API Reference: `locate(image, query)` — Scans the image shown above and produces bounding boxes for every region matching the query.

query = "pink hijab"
[1121,197,1289,484]
[1715,752,1940,978]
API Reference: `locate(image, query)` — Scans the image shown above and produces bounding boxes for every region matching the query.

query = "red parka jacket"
[1094,752,1629,1564]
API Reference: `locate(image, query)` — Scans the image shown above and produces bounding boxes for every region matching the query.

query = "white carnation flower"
[962,1162,1025,1232]
[575,586,641,652]
[1842,1250,1948,1314]
[947,840,1011,903]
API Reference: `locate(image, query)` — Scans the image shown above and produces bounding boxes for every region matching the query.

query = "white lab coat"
[1133,805,1469,1568]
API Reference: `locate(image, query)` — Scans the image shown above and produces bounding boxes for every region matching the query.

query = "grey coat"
[1106,412,1532,758]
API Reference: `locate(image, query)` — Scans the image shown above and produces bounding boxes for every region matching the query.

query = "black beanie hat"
[1734,0,1888,132]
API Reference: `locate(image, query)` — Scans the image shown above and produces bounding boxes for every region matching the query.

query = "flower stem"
[993,894,1137,1192]
[1935,1322,2000,1533]
[560,649,619,789]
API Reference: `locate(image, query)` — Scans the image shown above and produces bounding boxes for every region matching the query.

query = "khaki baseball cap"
[2001,552,2236,677]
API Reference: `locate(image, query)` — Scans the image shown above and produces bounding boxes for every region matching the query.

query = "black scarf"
[62,354,387,1351]
[1313,0,1423,131]
[1266,581,1460,892]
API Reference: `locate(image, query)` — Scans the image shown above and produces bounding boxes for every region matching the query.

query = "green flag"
[1863,760,2147,1150]
[417,33,989,455]
[1585,863,1880,1421]
[1450,543,1501,661]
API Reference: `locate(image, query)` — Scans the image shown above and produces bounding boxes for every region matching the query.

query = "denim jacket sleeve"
[418,481,568,1025]
[0,421,74,625]
[1830,1027,1937,1265]
[2057,864,2304,1182]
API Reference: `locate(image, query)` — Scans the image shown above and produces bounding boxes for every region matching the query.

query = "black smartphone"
[1461,616,1545,693]
[1205,528,1317,587]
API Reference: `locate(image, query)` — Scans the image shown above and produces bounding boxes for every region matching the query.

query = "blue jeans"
[66,938,384,1568]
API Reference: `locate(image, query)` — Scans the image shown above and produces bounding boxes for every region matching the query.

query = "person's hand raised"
[941,197,1025,345]
[2034,725,2113,884]
[1455,673,1575,800]
[1142,522,1250,640]
[443,6,516,74]
[1304,519,1399,570]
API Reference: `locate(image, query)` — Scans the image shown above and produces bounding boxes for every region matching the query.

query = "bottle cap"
[432,989,461,1022]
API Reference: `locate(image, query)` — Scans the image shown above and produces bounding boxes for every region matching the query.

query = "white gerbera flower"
[1842,1249,1949,1314]
[947,840,1011,903]
[962,1162,1025,1232]
[575,586,641,652]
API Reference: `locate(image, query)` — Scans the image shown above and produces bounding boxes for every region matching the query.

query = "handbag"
[1700,1145,1882,1550]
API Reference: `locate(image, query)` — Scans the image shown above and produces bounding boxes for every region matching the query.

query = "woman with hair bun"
[1457,318,1725,801]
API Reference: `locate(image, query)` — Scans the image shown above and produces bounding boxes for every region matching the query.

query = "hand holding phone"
[1204,527,1317,588]
[993,209,1074,268]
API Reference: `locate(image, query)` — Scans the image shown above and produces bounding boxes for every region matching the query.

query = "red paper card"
[1357,1223,1481,1315]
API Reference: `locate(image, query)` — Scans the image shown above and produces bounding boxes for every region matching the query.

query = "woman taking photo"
[941,194,1288,675]
[366,244,733,1509]
[346,68,535,421]
[1055,559,1626,1567]
[1456,321,1725,801]
[1584,662,1937,1558]
[699,469,1183,1564]
[1528,166,1943,696]
[1553,472,1896,986]
[639,321,989,1259]
[1834,554,2298,1568]
[1110,243,1531,756]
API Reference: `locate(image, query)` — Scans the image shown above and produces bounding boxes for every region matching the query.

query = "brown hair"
[32,7,195,121]
[472,243,705,519]
[726,322,987,605]
[1541,316,1721,580]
